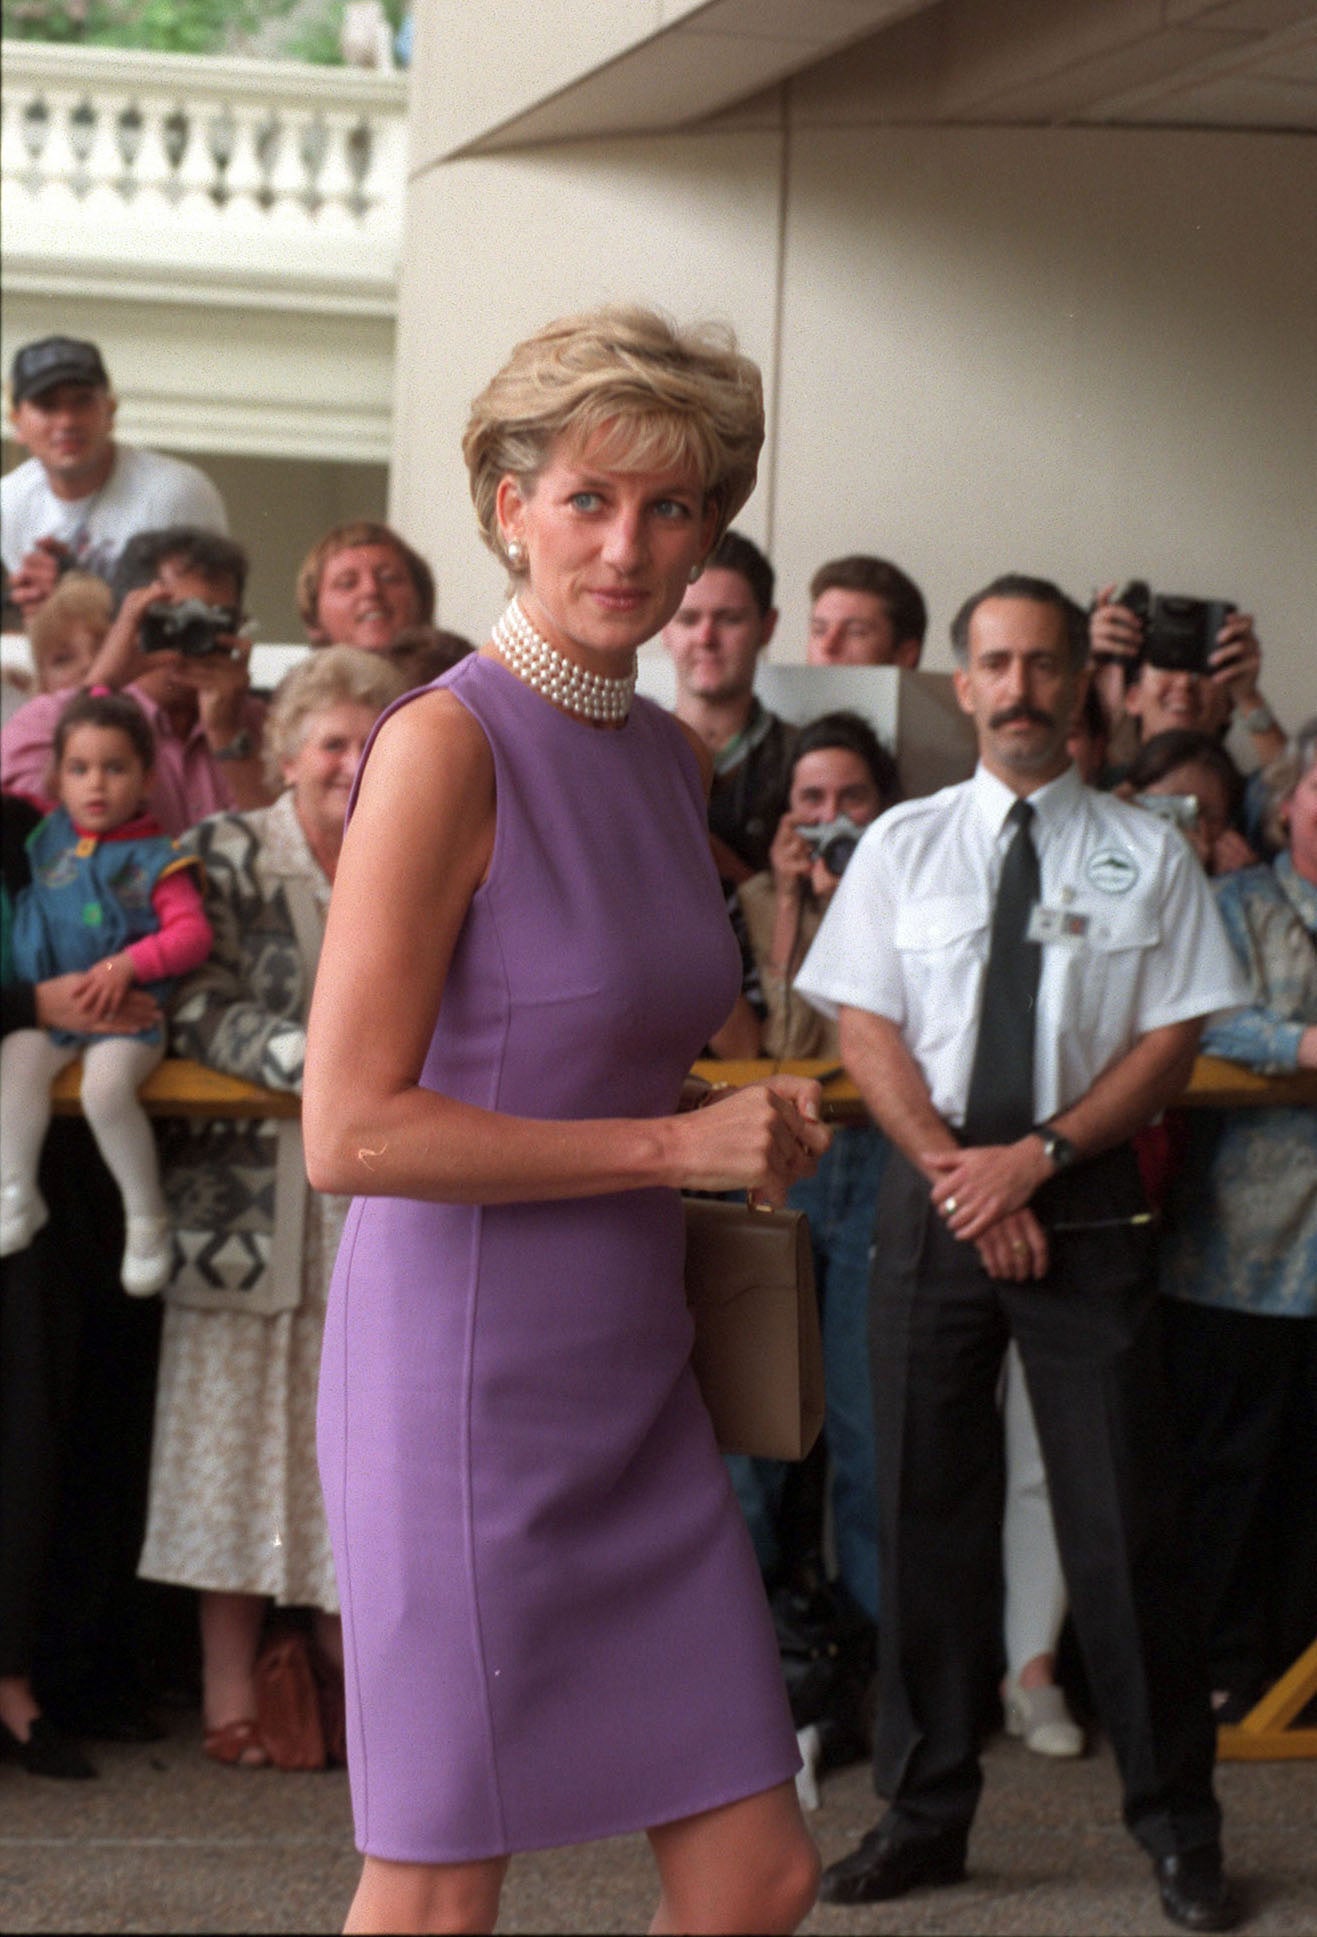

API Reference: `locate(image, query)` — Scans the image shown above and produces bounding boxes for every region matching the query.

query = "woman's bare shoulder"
[360,680,495,804]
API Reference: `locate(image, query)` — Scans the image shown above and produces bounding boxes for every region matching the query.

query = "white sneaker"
[1003,1678,1085,1758]
[0,1181,48,1258]
[121,1214,173,1297]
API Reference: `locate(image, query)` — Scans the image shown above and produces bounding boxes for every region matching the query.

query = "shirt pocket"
[893,893,989,954]
[1070,896,1163,1040]
[1081,898,1162,954]
[894,893,989,1064]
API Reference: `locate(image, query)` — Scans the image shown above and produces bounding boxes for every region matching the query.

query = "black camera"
[139,597,240,658]
[798,814,866,879]
[1115,581,1235,675]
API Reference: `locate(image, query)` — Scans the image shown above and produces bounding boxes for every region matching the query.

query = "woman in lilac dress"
[305,307,829,1934]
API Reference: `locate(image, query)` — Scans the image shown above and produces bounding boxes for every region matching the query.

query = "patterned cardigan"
[161,792,334,1315]
[1159,856,1317,1318]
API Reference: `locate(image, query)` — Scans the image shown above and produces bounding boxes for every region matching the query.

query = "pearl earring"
[506,539,526,569]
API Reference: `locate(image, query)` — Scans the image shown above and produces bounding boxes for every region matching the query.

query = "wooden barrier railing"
[690,1055,1317,1121]
[48,1052,1317,1120]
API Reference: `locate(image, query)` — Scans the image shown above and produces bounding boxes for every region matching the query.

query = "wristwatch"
[212,728,255,762]
[1241,702,1277,736]
[1033,1124,1077,1172]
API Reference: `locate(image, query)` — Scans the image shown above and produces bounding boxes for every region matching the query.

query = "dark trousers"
[870,1146,1221,1861]
[0,1119,162,1708]
[0,1189,79,1677]
[1162,1298,1317,1701]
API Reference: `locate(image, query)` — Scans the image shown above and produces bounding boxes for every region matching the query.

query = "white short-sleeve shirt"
[794,763,1250,1127]
[1,443,228,581]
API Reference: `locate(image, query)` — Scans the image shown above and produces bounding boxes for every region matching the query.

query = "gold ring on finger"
[1012,1241,1028,1255]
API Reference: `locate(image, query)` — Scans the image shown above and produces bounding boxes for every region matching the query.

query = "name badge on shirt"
[1027,905,1090,945]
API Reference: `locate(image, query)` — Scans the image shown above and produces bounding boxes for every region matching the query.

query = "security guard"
[795,574,1250,1931]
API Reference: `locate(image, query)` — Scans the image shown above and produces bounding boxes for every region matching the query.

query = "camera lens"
[819,834,859,877]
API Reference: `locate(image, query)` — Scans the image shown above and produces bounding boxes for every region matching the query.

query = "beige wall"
[392,103,1315,733]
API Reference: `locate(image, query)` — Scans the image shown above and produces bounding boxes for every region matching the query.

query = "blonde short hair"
[27,572,112,680]
[263,645,408,790]
[462,305,764,573]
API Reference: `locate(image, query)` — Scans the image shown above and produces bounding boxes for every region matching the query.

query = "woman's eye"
[654,499,692,521]
[569,492,602,512]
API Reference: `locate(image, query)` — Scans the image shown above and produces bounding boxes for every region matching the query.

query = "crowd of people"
[1,321,1313,1935]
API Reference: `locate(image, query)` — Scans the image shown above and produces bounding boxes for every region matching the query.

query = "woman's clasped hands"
[675,1074,830,1205]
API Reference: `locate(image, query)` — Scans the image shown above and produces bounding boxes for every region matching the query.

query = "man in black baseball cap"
[9,335,110,406]
[3,333,226,618]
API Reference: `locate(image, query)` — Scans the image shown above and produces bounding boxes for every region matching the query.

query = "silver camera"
[797,814,867,878]
[1133,792,1200,831]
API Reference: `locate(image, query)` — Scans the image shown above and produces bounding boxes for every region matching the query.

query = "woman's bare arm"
[303,689,828,1204]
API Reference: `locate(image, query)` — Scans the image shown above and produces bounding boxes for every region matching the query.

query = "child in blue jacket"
[1,690,211,1293]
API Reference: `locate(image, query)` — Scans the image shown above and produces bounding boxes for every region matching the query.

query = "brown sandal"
[203,1718,269,1768]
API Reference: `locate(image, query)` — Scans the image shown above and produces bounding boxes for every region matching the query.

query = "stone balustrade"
[1,40,408,302]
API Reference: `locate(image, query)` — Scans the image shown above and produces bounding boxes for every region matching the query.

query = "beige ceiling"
[453,0,1317,152]
[793,0,1317,133]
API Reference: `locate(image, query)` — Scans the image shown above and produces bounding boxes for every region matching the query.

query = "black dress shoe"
[819,1822,968,1905]
[0,1715,97,1780]
[1155,1848,1241,1931]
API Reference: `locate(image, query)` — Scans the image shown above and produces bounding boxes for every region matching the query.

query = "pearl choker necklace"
[492,601,636,724]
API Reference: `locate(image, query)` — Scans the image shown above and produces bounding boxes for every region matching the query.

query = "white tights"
[0,1030,166,1223]
[1001,1341,1069,1679]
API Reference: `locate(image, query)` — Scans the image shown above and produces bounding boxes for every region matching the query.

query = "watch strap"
[1034,1124,1077,1171]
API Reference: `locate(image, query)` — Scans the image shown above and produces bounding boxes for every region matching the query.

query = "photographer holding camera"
[744,711,900,1045]
[1,527,269,831]
[731,712,900,1640]
[1089,580,1287,775]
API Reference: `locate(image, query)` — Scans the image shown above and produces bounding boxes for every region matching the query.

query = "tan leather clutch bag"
[683,1196,825,1462]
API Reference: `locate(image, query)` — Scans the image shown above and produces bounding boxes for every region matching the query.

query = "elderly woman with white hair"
[1159,717,1317,1723]
[138,646,406,1769]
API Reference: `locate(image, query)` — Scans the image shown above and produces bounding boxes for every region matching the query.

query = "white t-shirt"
[794,762,1249,1126]
[1,443,228,582]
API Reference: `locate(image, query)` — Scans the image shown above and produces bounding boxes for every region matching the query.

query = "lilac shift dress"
[318,654,798,1863]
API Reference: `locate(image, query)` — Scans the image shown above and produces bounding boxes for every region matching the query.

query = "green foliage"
[283,7,339,66]
[2,0,303,56]
[113,0,267,55]
[2,0,120,44]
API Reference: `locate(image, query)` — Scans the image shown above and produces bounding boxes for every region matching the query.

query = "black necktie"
[963,798,1040,1144]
